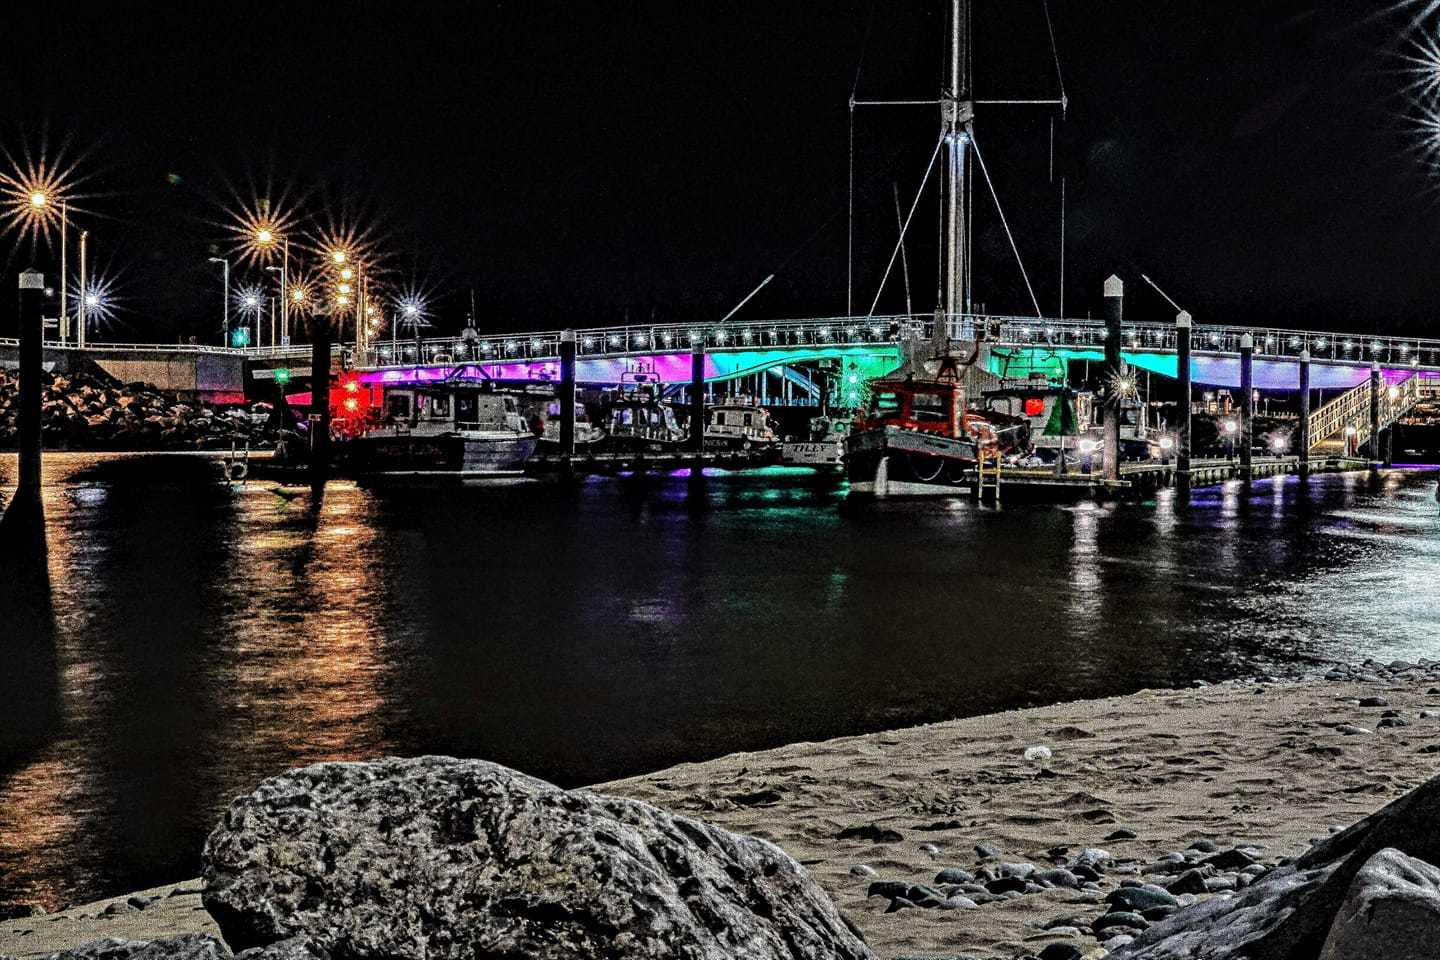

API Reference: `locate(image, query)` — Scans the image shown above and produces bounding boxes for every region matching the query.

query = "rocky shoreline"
[0,368,265,450]
[4,659,1440,959]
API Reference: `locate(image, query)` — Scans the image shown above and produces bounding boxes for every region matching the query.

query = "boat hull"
[349,431,537,477]
[845,425,977,496]
[781,441,844,467]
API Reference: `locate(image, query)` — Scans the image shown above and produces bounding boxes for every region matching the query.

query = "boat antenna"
[718,274,775,324]
[893,182,914,317]
[1140,274,1185,314]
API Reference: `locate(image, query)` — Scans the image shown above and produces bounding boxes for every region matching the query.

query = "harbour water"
[1,452,1438,910]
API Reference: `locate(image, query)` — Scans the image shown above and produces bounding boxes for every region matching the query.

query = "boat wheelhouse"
[704,397,777,451]
[597,388,687,452]
[538,398,606,451]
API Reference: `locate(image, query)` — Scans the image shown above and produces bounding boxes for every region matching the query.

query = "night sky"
[2,1,1436,341]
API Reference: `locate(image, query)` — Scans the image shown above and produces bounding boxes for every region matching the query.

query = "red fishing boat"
[846,361,1030,496]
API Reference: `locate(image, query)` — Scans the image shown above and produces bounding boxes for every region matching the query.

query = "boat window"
[430,395,451,419]
[911,393,949,422]
[743,414,754,427]
[387,394,412,419]
[456,396,478,424]
[715,412,726,426]
[873,392,901,415]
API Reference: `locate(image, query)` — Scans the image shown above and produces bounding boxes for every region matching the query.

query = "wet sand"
[5,674,1439,959]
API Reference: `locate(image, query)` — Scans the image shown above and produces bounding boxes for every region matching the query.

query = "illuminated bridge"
[10,311,1440,447]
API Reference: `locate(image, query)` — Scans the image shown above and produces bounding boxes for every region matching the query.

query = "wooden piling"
[689,342,706,455]
[1298,349,1310,477]
[1239,333,1254,481]
[1102,275,1123,483]
[16,269,44,497]
[1368,362,1381,470]
[310,320,332,488]
[559,329,577,462]
[1176,310,1192,496]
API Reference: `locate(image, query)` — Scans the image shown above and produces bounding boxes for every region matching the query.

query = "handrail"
[1307,372,1439,451]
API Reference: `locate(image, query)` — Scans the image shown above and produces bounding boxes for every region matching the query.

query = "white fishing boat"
[349,383,537,481]
[704,396,778,452]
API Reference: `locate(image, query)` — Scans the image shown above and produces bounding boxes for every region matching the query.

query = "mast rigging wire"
[970,133,1044,319]
[869,131,947,318]
[1041,0,1066,113]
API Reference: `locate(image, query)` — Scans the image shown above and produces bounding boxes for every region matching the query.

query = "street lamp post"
[59,199,67,343]
[77,229,88,347]
[281,238,289,345]
[265,265,284,347]
[207,257,230,345]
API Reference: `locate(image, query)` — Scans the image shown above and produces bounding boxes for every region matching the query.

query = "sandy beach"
[5,670,1439,959]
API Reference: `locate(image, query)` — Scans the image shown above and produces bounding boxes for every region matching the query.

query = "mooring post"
[1239,333,1254,481]
[559,329,577,461]
[1297,349,1311,477]
[1176,310,1192,495]
[689,341,706,455]
[1102,275,1123,483]
[16,269,45,497]
[1368,361,1381,470]
[310,320,332,487]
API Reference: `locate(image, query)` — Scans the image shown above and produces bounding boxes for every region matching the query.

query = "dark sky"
[2,1,1435,341]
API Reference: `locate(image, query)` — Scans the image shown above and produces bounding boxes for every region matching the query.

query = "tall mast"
[942,0,973,320]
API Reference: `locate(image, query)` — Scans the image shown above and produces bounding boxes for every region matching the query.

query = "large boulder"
[1112,773,1440,959]
[202,756,873,960]
[1317,848,1440,960]
[33,935,231,960]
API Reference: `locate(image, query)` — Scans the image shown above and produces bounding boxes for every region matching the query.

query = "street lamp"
[207,257,230,345]
[253,228,290,345]
[1223,418,1238,459]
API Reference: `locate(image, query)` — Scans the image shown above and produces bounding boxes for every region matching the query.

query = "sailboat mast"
[942,0,973,321]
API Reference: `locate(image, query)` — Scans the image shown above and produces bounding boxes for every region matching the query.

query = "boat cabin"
[376,386,528,436]
[860,377,965,437]
[706,398,777,444]
[600,390,686,444]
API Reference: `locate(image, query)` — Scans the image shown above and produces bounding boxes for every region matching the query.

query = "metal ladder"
[977,447,1002,502]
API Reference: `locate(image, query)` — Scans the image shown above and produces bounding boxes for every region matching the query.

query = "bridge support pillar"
[558,330,576,462]
[1239,333,1254,481]
[1369,362,1381,471]
[16,270,45,497]
[1102,275,1123,483]
[689,342,706,455]
[1298,349,1311,478]
[1176,311,1191,496]
[310,320,332,489]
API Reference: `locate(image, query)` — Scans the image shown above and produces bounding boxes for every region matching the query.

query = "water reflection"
[0,454,1438,911]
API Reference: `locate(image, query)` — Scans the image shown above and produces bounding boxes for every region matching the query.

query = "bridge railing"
[0,337,252,356]
[357,314,923,368]
[347,313,1440,370]
[15,313,1440,372]
[978,317,1440,369]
